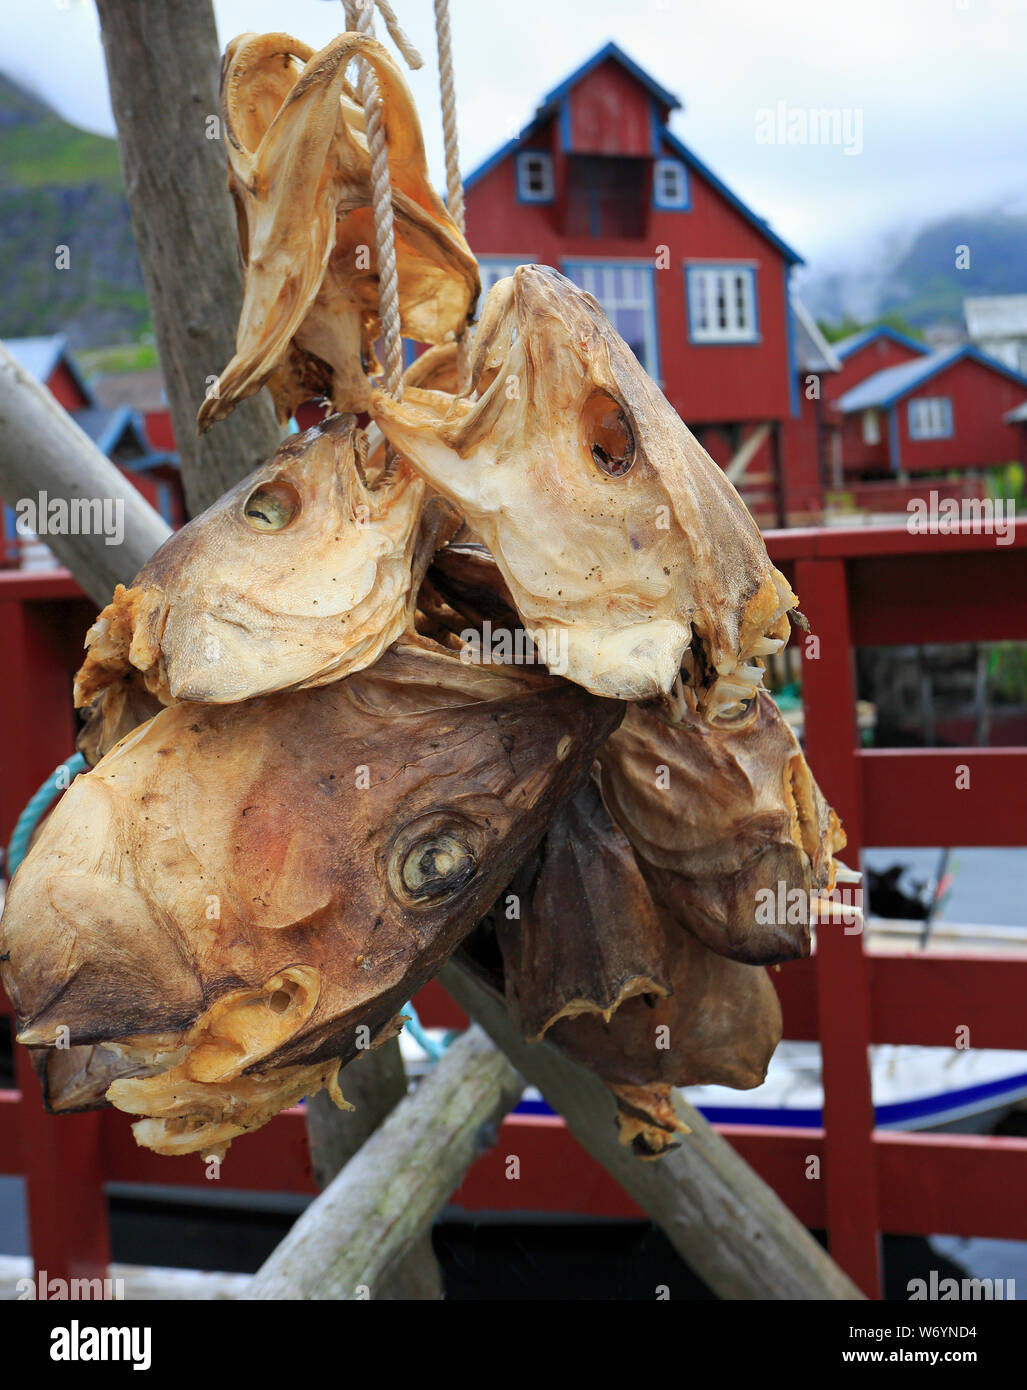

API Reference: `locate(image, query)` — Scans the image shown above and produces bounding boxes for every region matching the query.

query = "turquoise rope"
[6,754,87,877]
[5,752,461,1062]
[402,1000,457,1061]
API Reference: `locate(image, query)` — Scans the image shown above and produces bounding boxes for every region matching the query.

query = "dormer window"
[516,151,554,203]
[653,158,688,209]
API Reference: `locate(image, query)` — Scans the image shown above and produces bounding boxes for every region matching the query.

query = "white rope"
[432,0,473,391]
[433,0,464,234]
[343,0,408,399]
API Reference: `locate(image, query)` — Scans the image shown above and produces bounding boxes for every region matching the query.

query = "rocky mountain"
[0,73,148,348]
[800,211,1027,332]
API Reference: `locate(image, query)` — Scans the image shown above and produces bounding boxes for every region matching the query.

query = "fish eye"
[386,816,482,906]
[242,479,301,532]
[584,393,635,477]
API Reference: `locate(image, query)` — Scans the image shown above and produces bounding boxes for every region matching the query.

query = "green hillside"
[0,73,150,347]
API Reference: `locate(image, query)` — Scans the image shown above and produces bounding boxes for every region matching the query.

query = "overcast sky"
[4,0,1025,267]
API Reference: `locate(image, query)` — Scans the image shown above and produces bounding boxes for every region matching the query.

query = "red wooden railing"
[1,523,1026,1298]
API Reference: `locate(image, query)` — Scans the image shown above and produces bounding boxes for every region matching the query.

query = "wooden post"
[796,554,881,1296]
[247,1027,523,1300]
[94,0,282,515]
[304,1047,444,1300]
[440,960,864,1301]
[0,345,172,606]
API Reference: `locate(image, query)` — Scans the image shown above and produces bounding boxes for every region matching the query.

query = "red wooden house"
[831,339,1027,490]
[462,42,804,525]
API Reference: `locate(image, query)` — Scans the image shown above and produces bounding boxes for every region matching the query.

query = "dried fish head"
[75,415,426,711]
[372,265,796,704]
[3,640,621,1156]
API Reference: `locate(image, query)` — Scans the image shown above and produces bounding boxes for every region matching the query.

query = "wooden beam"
[246,1027,523,1300]
[439,960,864,1301]
[95,0,282,514]
[0,344,172,607]
[304,1042,444,1300]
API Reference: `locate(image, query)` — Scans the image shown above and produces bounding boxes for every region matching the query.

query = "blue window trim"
[561,259,661,383]
[907,396,954,441]
[515,150,554,204]
[684,264,761,346]
[652,158,689,210]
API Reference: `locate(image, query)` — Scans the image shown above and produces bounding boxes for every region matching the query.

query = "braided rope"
[433,0,473,391]
[344,0,405,399]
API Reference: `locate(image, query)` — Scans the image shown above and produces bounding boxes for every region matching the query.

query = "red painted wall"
[824,336,925,404]
[893,358,1027,473]
[780,386,826,518]
[565,58,659,156]
[45,363,90,412]
[465,84,793,431]
[142,408,175,451]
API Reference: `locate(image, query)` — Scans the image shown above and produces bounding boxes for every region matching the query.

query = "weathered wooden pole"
[0,343,172,605]
[94,0,282,515]
[440,960,865,1301]
[247,1027,524,1300]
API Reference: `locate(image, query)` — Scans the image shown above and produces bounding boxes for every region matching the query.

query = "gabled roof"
[534,41,682,120]
[837,345,1027,413]
[72,405,147,456]
[464,45,803,267]
[791,297,841,373]
[965,294,1027,340]
[4,334,95,404]
[831,326,930,361]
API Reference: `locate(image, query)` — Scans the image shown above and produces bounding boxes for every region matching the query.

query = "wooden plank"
[869,951,1027,1049]
[861,748,1027,847]
[246,1026,523,1300]
[849,551,1027,646]
[441,960,863,1300]
[875,1132,1027,1240]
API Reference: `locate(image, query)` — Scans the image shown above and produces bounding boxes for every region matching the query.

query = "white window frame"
[561,260,660,378]
[516,151,554,203]
[861,408,881,445]
[908,396,953,440]
[653,158,688,209]
[686,264,759,344]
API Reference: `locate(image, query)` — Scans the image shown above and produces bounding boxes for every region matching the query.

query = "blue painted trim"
[3,503,17,540]
[652,158,689,210]
[888,405,901,474]
[860,345,1027,411]
[516,1069,1027,1131]
[463,135,523,195]
[908,396,954,440]
[126,451,178,473]
[93,403,135,456]
[684,264,761,345]
[783,270,799,418]
[660,129,803,266]
[514,150,554,204]
[558,97,572,153]
[537,41,681,117]
[833,325,930,361]
[562,259,661,381]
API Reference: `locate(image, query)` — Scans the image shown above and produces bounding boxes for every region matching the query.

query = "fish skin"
[597,692,846,964]
[198,30,479,429]
[2,640,621,1149]
[371,265,797,702]
[74,415,425,711]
